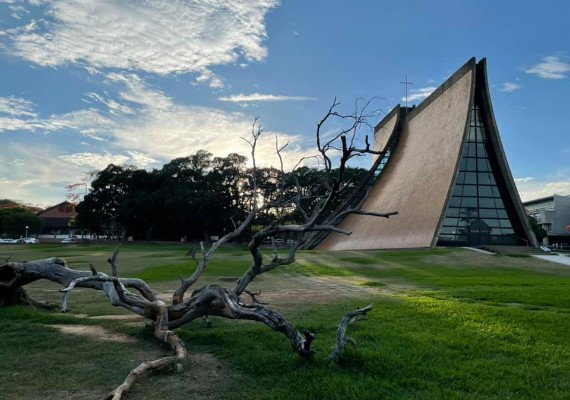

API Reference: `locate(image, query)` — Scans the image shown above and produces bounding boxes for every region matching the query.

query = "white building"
[523,194,570,245]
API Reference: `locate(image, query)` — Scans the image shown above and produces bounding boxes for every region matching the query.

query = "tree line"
[76,150,367,241]
[0,200,43,237]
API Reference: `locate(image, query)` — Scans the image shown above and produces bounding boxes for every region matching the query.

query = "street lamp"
[25,225,29,238]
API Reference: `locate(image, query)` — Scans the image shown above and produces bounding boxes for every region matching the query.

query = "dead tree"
[0,99,397,399]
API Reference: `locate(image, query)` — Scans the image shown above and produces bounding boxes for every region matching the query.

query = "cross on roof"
[399,75,414,108]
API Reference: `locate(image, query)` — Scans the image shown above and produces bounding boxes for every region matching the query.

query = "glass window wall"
[438,105,518,246]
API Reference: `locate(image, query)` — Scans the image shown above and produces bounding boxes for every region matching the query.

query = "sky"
[0,0,569,207]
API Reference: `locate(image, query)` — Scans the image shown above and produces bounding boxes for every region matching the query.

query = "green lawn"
[1,243,569,399]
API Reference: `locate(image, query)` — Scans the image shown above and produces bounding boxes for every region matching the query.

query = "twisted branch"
[328,304,373,362]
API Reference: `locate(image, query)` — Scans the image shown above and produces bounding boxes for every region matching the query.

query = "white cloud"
[89,73,310,167]
[1,1,308,205]
[0,140,160,206]
[86,92,135,116]
[43,109,116,140]
[219,93,317,103]
[105,72,173,110]
[58,150,158,170]
[0,72,313,202]
[57,152,129,169]
[403,87,436,103]
[525,56,570,79]
[8,4,29,18]
[126,150,159,167]
[516,177,570,202]
[3,0,279,87]
[0,143,95,206]
[515,177,535,184]
[112,101,308,168]
[196,69,225,89]
[0,116,42,132]
[0,96,37,117]
[0,97,115,140]
[0,178,39,203]
[500,82,522,93]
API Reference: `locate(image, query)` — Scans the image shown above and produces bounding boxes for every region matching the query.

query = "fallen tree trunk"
[0,256,319,398]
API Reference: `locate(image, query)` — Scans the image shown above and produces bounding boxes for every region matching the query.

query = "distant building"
[523,194,570,245]
[310,58,537,250]
[37,201,77,235]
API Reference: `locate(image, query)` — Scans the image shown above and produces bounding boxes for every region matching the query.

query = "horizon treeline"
[75,150,367,241]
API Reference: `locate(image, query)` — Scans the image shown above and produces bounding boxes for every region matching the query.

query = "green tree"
[75,150,367,241]
[75,164,136,235]
[76,151,251,240]
[0,199,43,213]
[527,215,547,243]
[118,169,162,240]
[156,151,248,240]
[0,207,43,236]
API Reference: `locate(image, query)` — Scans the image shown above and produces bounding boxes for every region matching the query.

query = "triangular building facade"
[315,58,537,250]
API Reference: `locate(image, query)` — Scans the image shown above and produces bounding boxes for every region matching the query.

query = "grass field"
[0,243,569,399]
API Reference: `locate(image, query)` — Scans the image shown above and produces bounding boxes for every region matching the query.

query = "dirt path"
[252,273,376,305]
[46,324,137,342]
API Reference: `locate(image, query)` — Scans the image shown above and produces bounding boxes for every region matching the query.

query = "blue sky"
[0,0,569,207]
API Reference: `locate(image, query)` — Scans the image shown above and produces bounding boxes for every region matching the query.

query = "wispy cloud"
[85,92,135,116]
[0,116,41,132]
[515,177,535,184]
[525,56,570,79]
[8,4,29,19]
[1,0,279,88]
[0,94,115,140]
[0,1,326,205]
[403,87,436,103]
[500,82,522,93]
[0,143,97,206]
[106,72,173,110]
[109,78,310,167]
[516,176,570,202]
[1,72,311,181]
[0,96,37,117]
[0,105,116,143]
[219,93,317,103]
[58,150,158,170]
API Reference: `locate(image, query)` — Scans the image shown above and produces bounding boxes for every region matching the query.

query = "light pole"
[25,225,29,238]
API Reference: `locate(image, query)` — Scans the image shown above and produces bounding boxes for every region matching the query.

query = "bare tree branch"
[243,289,268,305]
[106,299,187,400]
[107,244,121,277]
[328,304,373,362]
[330,210,399,225]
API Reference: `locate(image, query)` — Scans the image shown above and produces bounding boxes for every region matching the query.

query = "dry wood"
[328,304,373,362]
